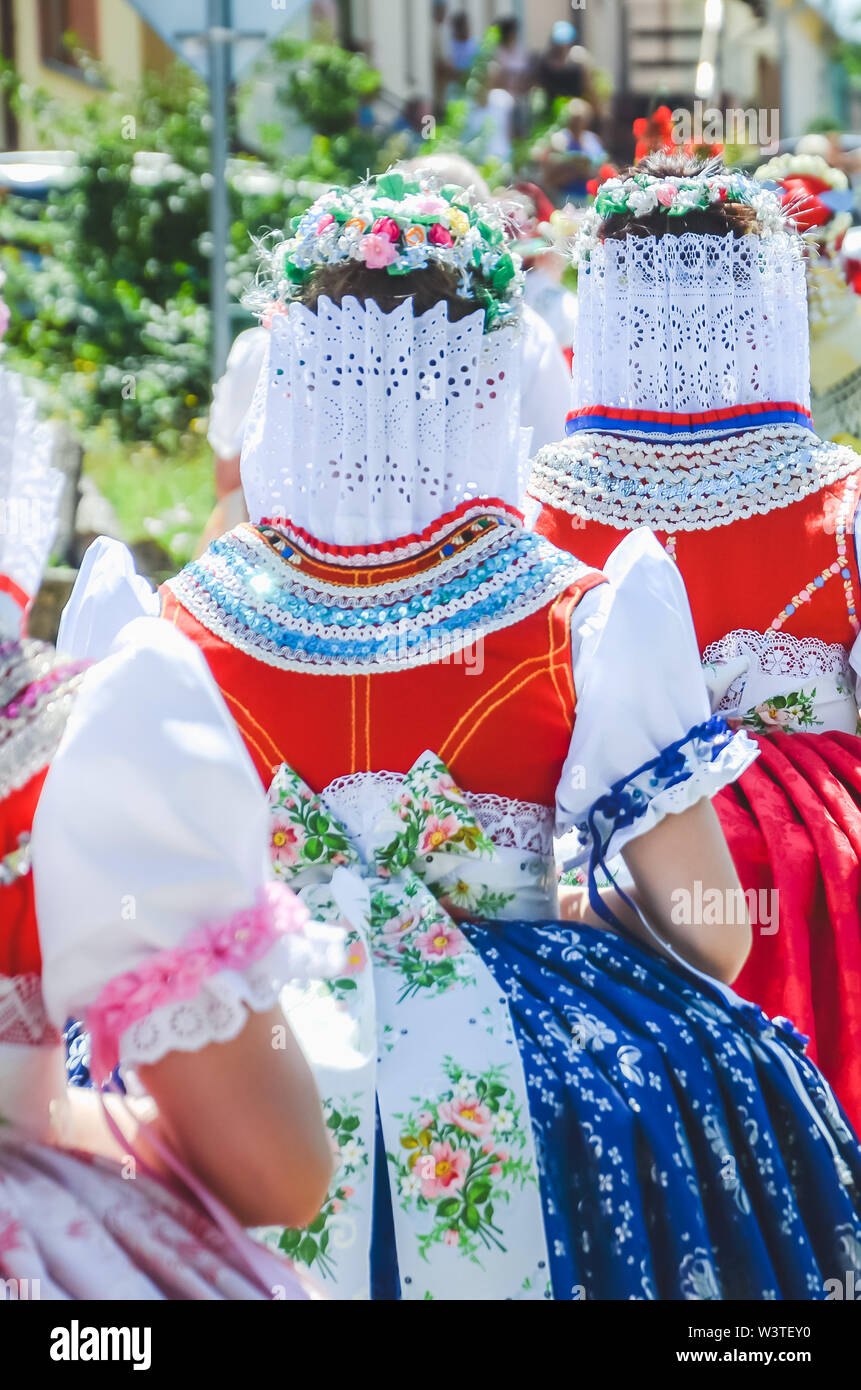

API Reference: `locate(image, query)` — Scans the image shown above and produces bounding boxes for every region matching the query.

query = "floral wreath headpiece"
[572,167,791,262]
[258,170,524,332]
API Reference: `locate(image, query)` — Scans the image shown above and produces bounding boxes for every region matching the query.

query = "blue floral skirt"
[371,921,861,1300]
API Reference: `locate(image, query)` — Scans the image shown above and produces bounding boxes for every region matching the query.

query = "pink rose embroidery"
[420,1141,469,1198]
[270,821,301,867]
[438,1096,493,1137]
[382,909,421,940]
[415,923,467,961]
[343,938,367,975]
[418,813,459,854]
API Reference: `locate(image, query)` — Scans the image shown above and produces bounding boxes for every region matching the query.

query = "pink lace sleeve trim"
[85,880,308,1081]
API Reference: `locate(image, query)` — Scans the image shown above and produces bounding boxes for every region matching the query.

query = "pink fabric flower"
[420,1141,469,1199]
[417,194,447,215]
[656,184,678,207]
[490,1163,502,1176]
[372,216,400,242]
[429,223,454,247]
[359,233,399,269]
[417,1110,434,1128]
[418,813,459,854]
[438,1097,493,1137]
[415,923,467,961]
[443,1228,460,1247]
[317,213,335,232]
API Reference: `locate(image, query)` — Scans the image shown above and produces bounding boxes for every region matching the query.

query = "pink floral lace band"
[84,881,309,1083]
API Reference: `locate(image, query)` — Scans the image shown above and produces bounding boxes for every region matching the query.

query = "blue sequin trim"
[168,525,594,672]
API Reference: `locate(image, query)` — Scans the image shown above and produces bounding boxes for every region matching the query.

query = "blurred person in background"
[495,16,531,95]
[493,16,533,140]
[534,98,607,202]
[535,20,593,105]
[755,150,861,449]
[502,183,579,368]
[431,1,450,115]
[462,60,516,166]
[448,10,479,79]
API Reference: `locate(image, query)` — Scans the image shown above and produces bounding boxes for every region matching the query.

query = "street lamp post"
[208,0,231,382]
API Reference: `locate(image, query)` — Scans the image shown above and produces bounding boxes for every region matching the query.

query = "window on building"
[38,0,100,73]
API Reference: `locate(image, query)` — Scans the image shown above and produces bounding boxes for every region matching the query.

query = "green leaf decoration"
[437,1197,461,1219]
[470,1180,492,1204]
[376,172,406,201]
[463,1203,481,1231]
[298,1235,318,1265]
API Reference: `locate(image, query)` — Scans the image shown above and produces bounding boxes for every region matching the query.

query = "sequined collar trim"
[167,519,592,675]
[259,497,525,568]
[0,640,88,801]
[530,425,861,532]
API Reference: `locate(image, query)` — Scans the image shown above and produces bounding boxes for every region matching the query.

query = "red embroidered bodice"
[161,515,606,806]
[536,473,861,653]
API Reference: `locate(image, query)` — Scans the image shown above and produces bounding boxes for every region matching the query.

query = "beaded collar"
[166,515,592,675]
[0,639,88,803]
[530,424,861,533]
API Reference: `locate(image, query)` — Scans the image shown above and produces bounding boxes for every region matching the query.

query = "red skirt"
[715,731,861,1131]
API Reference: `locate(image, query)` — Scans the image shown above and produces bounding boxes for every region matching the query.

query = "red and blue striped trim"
[565,401,813,438]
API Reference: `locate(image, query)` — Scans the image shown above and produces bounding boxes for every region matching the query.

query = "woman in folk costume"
[754,152,861,450]
[530,155,861,1131]
[0,334,338,1297]
[63,170,861,1302]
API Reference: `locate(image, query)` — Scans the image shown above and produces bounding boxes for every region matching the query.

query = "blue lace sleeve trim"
[578,715,737,931]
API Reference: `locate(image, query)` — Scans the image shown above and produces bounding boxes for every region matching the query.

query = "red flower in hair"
[429,223,454,247]
[372,216,401,242]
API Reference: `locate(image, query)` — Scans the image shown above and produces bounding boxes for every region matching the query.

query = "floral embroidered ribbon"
[262,752,553,1301]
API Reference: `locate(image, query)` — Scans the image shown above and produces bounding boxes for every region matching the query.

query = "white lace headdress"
[0,366,63,639]
[240,295,526,545]
[572,231,811,418]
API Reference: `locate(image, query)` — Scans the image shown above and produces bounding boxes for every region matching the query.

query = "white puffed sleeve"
[556,528,758,869]
[57,537,159,662]
[32,616,342,1083]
